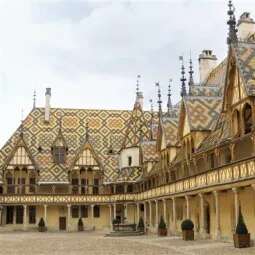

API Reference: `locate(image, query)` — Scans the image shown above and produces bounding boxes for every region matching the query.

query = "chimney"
[138,92,144,109]
[237,12,255,42]
[198,50,217,83]
[45,88,51,122]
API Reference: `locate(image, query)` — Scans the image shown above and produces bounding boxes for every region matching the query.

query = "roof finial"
[33,91,36,109]
[179,54,187,97]
[167,79,172,114]
[188,52,194,94]
[227,0,238,44]
[149,99,154,139]
[155,82,162,116]
[136,74,141,99]
[20,109,24,138]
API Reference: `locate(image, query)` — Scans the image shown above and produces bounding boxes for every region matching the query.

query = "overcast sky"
[0,0,255,148]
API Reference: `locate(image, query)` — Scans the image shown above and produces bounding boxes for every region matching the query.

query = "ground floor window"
[72,206,79,218]
[81,205,88,218]
[29,206,36,224]
[94,205,100,218]
[16,206,24,224]
[6,206,14,224]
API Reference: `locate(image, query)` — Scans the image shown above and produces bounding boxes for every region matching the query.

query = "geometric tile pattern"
[141,141,159,162]
[161,117,179,146]
[0,107,155,183]
[114,167,142,182]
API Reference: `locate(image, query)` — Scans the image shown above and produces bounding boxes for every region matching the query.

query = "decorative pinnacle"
[227,0,238,44]
[136,74,141,99]
[33,91,36,109]
[188,53,194,94]
[179,54,187,97]
[155,82,162,115]
[167,79,172,114]
[20,109,24,138]
[150,99,154,140]
[85,121,89,140]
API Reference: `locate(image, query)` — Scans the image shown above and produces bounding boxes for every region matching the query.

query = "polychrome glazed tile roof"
[190,85,223,97]
[184,97,222,131]
[141,141,159,162]
[0,107,155,183]
[161,117,179,146]
[113,167,142,183]
[234,42,255,95]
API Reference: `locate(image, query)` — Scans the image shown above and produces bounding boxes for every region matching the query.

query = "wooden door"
[59,217,66,230]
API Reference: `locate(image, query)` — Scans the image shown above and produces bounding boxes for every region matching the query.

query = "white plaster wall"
[120,147,140,168]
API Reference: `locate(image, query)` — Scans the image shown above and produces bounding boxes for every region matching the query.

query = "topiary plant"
[181,219,194,231]
[38,217,45,227]
[137,217,145,228]
[235,211,248,235]
[78,217,84,226]
[158,216,166,229]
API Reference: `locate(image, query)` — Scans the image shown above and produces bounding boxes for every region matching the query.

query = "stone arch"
[242,103,253,135]
[232,109,241,138]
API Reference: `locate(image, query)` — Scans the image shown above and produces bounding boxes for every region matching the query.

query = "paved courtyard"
[0,231,255,255]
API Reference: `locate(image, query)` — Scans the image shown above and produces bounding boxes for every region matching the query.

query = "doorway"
[59,217,66,230]
[205,203,210,234]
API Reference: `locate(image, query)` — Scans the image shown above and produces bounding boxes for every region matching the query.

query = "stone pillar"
[44,205,47,225]
[143,202,147,226]
[163,199,167,226]
[213,191,221,240]
[172,198,176,233]
[149,201,152,227]
[124,204,128,223]
[232,188,239,226]
[155,200,158,226]
[23,205,27,230]
[67,204,71,230]
[113,204,116,219]
[91,204,94,219]
[136,203,140,223]
[113,185,116,194]
[108,205,112,229]
[185,196,190,219]
[199,193,206,236]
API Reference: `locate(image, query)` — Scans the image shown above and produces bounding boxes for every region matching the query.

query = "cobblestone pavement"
[0,231,255,255]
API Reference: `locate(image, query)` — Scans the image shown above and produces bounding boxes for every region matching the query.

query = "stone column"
[232,188,239,226]
[172,198,176,233]
[213,191,221,240]
[44,205,47,225]
[124,203,128,223]
[149,201,152,227]
[199,193,206,236]
[113,204,116,219]
[185,196,190,219]
[136,203,140,223]
[163,199,167,226]
[155,200,159,226]
[67,205,71,230]
[23,205,27,230]
[108,205,112,229]
[91,204,94,219]
[143,202,147,226]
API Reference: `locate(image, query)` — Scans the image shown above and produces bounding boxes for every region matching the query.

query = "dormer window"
[53,146,66,164]
[128,156,132,166]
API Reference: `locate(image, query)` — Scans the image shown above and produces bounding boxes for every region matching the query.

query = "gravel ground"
[0,231,255,255]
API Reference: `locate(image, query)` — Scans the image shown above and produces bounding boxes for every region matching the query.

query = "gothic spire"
[179,54,187,97]
[227,0,238,44]
[136,74,141,100]
[188,53,194,94]
[155,82,162,116]
[167,79,172,114]
[20,109,24,138]
[33,91,36,109]
[150,99,154,139]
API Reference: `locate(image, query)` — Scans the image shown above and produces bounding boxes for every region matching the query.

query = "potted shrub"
[233,211,250,248]
[137,217,145,232]
[78,217,84,231]
[112,218,120,231]
[181,219,194,240]
[38,217,46,232]
[158,216,167,236]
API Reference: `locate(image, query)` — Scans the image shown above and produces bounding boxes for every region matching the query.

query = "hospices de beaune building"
[1,1,255,244]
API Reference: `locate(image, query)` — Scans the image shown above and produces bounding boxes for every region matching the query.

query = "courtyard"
[0,231,255,255]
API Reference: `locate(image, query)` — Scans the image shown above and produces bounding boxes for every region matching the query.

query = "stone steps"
[105,231,144,237]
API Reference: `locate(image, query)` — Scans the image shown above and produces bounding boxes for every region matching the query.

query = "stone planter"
[38,226,46,232]
[78,225,84,231]
[233,233,250,248]
[158,228,167,236]
[113,224,119,231]
[182,230,194,240]
[137,227,145,233]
